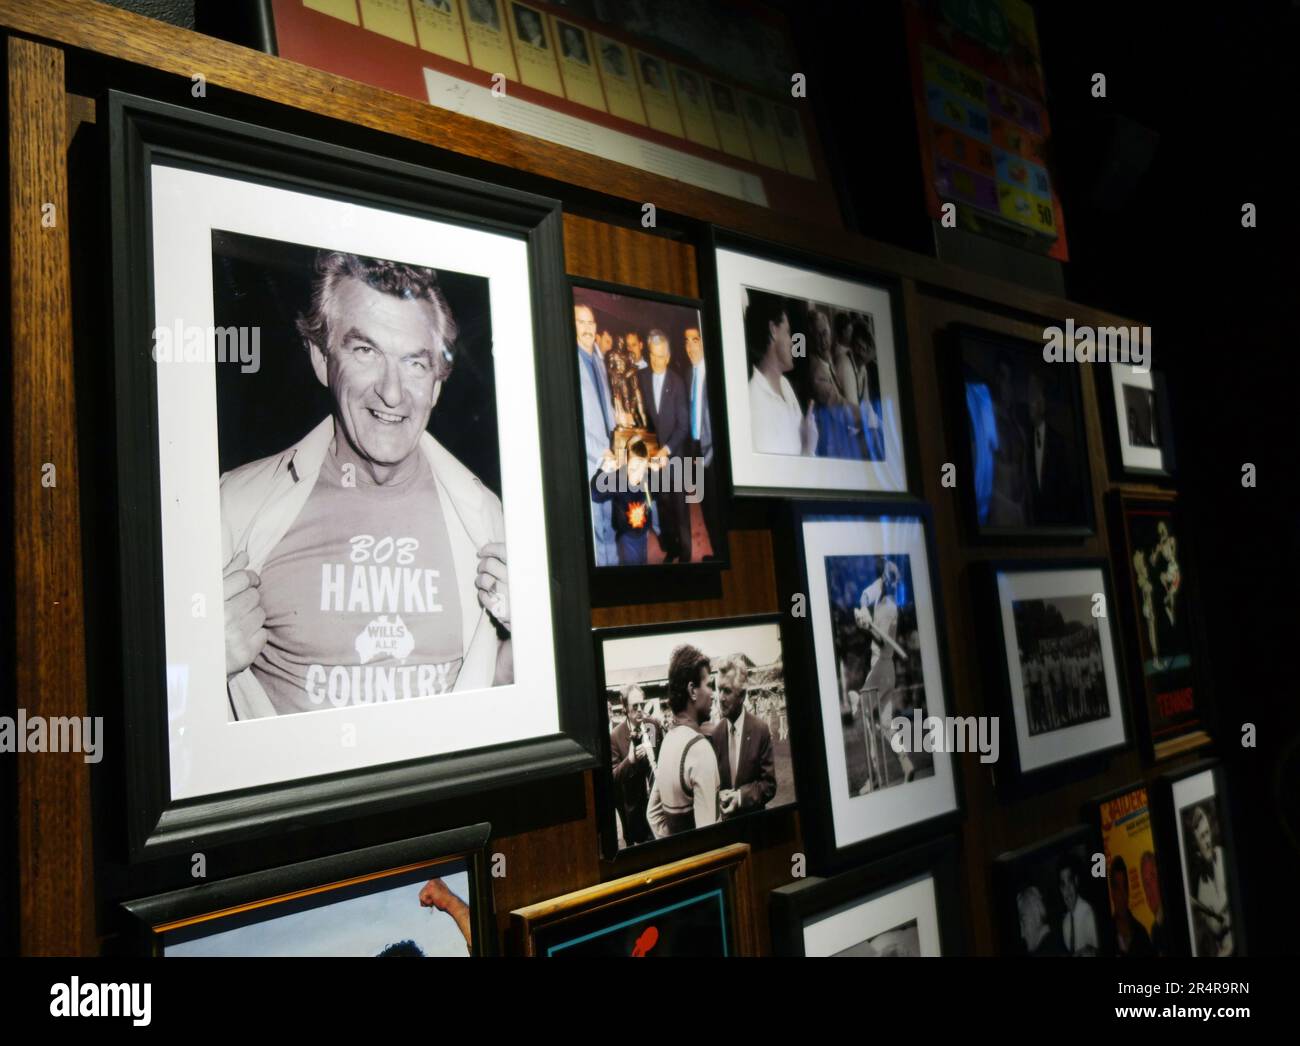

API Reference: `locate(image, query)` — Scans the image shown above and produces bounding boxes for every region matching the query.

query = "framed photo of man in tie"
[569,278,732,594]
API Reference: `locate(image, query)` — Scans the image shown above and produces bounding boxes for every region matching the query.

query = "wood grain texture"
[0,0,1146,333]
[9,36,96,956]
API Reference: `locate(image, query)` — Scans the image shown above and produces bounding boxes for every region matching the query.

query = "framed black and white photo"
[593,615,794,859]
[770,836,962,957]
[779,502,961,870]
[108,92,598,860]
[980,560,1129,784]
[954,325,1095,538]
[704,231,911,498]
[123,823,494,956]
[993,825,1113,956]
[570,278,730,576]
[1155,761,1245,957]
[1106,362,1174,477]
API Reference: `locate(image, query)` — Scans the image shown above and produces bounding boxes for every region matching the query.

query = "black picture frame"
[567,275,733,601]
[770,835,964,956]
[992,823,1114,957]
[1151,759,1247,957]
[1107,490,1214,762]
[107,90,599,862]
[775,499,964,873]
[1097,361,1176,481]
[948,323,1096,541]
[591,613,796,862]
[122,822,496,956]
[974,557,1131,792]
[699,226,918,501]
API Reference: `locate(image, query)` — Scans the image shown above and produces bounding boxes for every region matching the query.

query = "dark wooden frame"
[1108,490,1214,761]
[975,557,1131,791]
[107,90,599,862]
[769,834,963,956]
[775,499,964,873]
[1151,758,1248,957]
[590,613,795,861]
[122,822,496,956]
[567,275,733,596]
[699,226,918,501]
[509,841,757,956]
[949,323,1097,541]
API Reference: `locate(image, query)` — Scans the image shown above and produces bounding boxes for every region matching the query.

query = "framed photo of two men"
[107,92,599,860]
[570,278,730,581]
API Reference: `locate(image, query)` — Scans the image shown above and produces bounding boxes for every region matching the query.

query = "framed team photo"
[780,502,961,870]
[704,231,911,498]
[1155,761,1246,957]
[980,560,1129,784]
[570,279,729,576]
[1105,361,1174,477]
[1090,783,1175,957]
[955,325,1095,538]
[108,92,597,859]
[770,836,962,957]
[993,825,1114,956]
[593,615,794,859]
[1110,491,1212,760]
[123,823,495,956]
[510,843,757,956]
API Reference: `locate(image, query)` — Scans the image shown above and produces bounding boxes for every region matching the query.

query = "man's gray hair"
[714,654,749,690]
[296,250,457,381]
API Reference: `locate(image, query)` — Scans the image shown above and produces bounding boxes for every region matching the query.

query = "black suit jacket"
[637,367,690,460]
[709,711,776,816]
[1027,420,1074,523]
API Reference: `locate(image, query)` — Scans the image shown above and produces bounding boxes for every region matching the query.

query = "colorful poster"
[1099,787,1171,957]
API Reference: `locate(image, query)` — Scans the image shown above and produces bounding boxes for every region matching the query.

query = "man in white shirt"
[744,289,817,456]
[647,644,720,837]
[1059,860,1100,955]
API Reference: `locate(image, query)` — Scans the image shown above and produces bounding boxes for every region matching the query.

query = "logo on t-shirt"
[355,614,415,663]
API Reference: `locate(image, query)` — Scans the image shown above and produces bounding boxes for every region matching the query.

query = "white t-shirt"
[748,370,803,456]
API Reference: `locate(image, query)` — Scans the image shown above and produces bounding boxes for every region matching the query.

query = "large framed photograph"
[1091,783,1175,957]
[994,825,1114,956]
[955,325,1095,538]
[1105,362,1174,477]
[123,823,494,956]
[510,843,757,956]
[593,615,794,858]
[1111,492,1212,760]
[704,231,911,498]
[980,560,1129,784]
[570,278,729,574]
[108,92,598,859]
[1155,761,1245,957]
[780,502,961,869]
[770,836,962,956]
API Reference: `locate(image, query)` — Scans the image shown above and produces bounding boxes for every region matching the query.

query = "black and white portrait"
[511,3,547,48]
[465,0,501,30]
[598,619,793,854]
[674,68,703,108]
[1177,790,1235,957]
[710,81,738,115]
[1110,362,1171,475]
[598,38,629,79]
[1011,595,1108,736]
[834,919,920,957]
[998,834,1112,957]
[1123,384,1160,448]
[798,871,944,957]
[638,53,666,92]
[557,20,590,64]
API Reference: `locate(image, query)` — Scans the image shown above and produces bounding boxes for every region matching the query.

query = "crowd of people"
[1018,628,1106,735]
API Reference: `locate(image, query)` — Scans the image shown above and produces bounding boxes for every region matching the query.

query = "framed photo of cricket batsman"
[569,278,731,580]
[1110,492,1212,761]
[702,229,913,499]
[778,502,961,871]
[980,560,1129,786]
[108,92,598,859]
[510,843,757,956]
[770,835,963,957]
[1153,760,1246,957]
[592,615,795,860]
[123,823,495,956]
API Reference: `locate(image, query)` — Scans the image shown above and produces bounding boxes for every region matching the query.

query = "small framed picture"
[994,825,1114,956]
[780,502,961,869]
[980,559,1129,784]
[510,843,757,956]
[770,836,962,956]
[1091,782,1176,956]
[1106,362,1174,477]
[1155,761,1245,957]
[570,278,729,575]
[123,824,494,956]
[954,325,1095,538]
[593,615,795,858]
[1110,492,1212,760]
[704,230,912,498]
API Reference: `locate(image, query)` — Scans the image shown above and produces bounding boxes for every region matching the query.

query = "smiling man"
[219,250,510,719]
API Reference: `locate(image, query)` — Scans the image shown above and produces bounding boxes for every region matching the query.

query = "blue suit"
[687,362,722,558]
[638,367,692,560]
[578,344,618,565]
